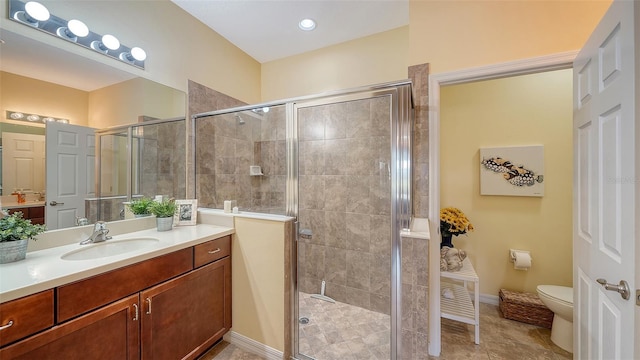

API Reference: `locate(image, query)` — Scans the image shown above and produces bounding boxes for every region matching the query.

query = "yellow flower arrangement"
[440,207,474,237]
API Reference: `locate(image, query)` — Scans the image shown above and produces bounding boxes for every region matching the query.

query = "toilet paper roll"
[513,251,532,270]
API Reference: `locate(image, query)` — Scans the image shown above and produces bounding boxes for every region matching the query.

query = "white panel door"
[1,132,45,194]
[573,1,637,358]
[45,123,95,230]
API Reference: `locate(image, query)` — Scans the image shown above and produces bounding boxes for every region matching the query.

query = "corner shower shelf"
[440,257,480,344]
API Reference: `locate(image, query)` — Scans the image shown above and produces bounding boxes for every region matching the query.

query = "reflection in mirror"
[95,118,186,223]
[0,30,186,229]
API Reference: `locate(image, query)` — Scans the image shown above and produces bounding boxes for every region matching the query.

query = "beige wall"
[0,0,261,104]
[261,27,409,101]
[440,69,573,296]
[88,77,185,128]
[0,71,89,126]
[232,216,287,351]
[409,0,611,73]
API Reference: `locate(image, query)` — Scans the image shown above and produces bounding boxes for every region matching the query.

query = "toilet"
[536,285,573,353]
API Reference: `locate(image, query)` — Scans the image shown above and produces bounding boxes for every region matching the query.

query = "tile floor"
[298,291,391,359]
[200,299,572,360]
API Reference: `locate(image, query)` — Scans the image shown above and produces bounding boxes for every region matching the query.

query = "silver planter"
[156,216,174,231]
[0,239,29,264]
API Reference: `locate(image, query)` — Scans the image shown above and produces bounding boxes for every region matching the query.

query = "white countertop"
[0,224,234,303]
[1,200,46,209]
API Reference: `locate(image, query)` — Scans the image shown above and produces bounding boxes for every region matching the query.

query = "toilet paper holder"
[509,249,530,262]
[509,249,532,270]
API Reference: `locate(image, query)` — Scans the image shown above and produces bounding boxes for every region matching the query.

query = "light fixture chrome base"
[12,11,39,27]
[56,27,77,42]
[8,0,146,69]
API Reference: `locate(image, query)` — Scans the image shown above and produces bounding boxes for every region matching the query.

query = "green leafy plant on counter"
[149,198,177,218]
[0,211,46,242]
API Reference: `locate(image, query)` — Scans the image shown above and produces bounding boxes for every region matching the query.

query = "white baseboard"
[476,293,500,305]
[223,331,284,360]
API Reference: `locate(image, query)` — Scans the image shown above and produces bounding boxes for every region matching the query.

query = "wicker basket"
[498,289,554,329]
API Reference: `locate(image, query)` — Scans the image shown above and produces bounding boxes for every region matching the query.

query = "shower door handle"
[596,278,631,300]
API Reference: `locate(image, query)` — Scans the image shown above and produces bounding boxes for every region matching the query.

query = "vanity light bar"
[8,0,146,69]
[6,111,70,124]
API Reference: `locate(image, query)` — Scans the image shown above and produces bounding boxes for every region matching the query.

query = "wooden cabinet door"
[0,294,140,360]
[140,257,231,360]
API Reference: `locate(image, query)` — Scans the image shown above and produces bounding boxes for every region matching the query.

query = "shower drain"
[298,317,309,325]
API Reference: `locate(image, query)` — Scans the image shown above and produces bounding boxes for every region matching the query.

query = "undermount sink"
[61,237,160,261]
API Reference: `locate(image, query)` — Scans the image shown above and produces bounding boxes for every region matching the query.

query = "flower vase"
[441,234,454,249]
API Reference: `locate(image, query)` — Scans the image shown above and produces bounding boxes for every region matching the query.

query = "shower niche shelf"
[440,257,480,344]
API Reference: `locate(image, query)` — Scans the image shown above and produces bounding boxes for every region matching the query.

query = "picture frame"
[480,145,544,197]
[174,199,198,225]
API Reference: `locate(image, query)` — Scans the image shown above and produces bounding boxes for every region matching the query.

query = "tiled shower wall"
[139,120,187,199]
[193,107,287,213]
[404,63,430,359]
[297,96,393,315]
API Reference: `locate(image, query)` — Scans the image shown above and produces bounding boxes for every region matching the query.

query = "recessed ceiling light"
[298,18,316,31]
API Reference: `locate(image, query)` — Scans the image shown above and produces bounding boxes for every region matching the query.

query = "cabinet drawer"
[57,248,193,323]
[0,290,54,347]
[194,235,231,268]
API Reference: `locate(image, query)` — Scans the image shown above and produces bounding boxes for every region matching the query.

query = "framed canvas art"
[480,145,544,197]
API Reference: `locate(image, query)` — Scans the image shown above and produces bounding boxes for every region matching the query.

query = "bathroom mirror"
[0,30,186,229]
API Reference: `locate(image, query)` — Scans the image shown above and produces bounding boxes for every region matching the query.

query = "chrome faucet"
[80,221,112,245]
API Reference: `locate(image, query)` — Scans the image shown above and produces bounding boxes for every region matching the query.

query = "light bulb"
[67,19,89,37]
[262,107,270,113]
[9,112,24,120]
[130,47,146,61]
[24,1,49,22]
[101,34,120,50]
[26,114,40,122]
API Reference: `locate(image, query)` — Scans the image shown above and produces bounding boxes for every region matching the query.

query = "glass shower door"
[294,89,407,360]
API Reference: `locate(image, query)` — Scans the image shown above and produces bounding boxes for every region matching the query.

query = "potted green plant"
[0,211,46,264]
[127,197,154,217]
[148,198,177,231]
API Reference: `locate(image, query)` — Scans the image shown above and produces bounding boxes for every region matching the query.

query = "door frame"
[427,50,578,356]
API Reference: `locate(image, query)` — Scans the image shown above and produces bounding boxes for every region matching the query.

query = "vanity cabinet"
[0,290,54,347]
[0,294,140,359]
[6,206,45,225]
[141,257,231,360]
[0,235,232,360]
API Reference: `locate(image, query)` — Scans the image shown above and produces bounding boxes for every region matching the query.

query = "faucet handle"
[94,221,107,231]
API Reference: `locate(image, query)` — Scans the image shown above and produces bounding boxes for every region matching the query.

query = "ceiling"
[171,0,409,63]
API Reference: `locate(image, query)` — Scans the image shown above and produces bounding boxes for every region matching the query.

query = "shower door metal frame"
[288,82,413,360]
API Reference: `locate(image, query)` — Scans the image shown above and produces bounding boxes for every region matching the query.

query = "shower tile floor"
[298,291,391,360]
